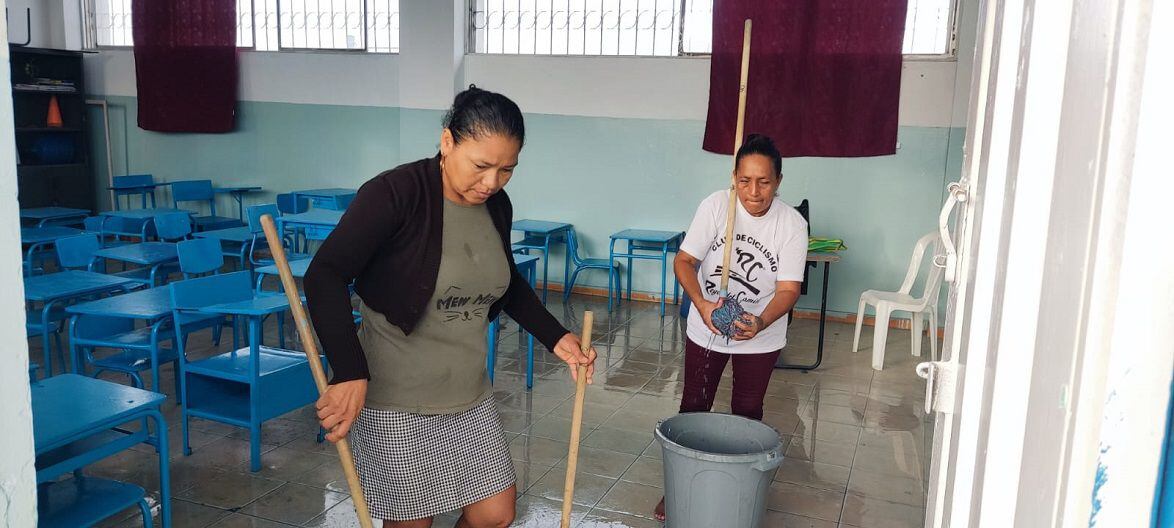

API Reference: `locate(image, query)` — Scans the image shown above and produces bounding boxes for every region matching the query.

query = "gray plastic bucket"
[655,413,783,528]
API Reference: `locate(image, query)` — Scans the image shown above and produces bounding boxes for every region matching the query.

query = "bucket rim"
[654,412,783,464]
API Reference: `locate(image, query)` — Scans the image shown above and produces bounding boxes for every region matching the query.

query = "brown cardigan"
[303,155,570,383]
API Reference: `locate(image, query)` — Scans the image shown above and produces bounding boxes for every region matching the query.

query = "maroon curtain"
[703,1,908,158]
[132,0,238,133]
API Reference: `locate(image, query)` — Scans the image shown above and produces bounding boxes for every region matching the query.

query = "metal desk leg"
[626,241,634,305]
[659,244,668,317]
[541,235,551,303]
[563,230,572,300]
[146,408,172,528]
[608,240,617,312]
[526,265,536,389]
[775,261,830,371]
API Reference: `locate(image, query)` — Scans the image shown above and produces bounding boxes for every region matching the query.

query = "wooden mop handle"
[259,215,375,528]
[720,19,752,294]
[561,310,594,528]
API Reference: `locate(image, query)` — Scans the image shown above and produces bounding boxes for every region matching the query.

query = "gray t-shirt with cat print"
[358,199,510,414]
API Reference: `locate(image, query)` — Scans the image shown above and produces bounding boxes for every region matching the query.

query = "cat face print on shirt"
[435,286,501,324]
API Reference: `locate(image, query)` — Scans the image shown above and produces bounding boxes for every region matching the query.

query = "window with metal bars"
[82,0,400,53]
[468,0,958,56]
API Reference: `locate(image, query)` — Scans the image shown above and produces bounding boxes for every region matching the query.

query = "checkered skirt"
[348,397,516,521]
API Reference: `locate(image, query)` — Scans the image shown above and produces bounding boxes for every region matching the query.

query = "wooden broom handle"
[561,311,594,527]
[720,19,752,295]
[260,214,375,528]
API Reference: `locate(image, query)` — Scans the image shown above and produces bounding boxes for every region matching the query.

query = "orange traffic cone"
[46,95,63,128]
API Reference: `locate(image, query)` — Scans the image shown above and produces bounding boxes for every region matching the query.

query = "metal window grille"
[84,0,400,53]
[469,0,957,56]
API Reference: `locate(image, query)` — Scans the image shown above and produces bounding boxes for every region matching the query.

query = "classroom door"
[922,0,1172,524]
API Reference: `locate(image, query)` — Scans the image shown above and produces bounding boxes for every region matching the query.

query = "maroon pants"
[679,338,781,421]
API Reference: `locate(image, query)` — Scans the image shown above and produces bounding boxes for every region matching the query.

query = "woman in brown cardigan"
[304,86,597,528]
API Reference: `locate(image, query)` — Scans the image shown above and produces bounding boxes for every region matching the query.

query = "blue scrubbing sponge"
[711,293,747,341]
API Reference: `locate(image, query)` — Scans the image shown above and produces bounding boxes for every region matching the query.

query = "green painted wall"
[90,97,963,317]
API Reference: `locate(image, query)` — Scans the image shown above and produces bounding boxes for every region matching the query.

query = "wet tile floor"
[32,294,931,527]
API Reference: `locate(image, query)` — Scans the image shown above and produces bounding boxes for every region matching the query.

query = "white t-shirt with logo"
[680,190,808,354]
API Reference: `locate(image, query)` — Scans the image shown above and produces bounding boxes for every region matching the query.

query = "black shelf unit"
[10,46,94,210]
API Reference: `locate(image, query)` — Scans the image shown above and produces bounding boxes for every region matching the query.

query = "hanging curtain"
[132,0,238,133]
[703,0,909,158]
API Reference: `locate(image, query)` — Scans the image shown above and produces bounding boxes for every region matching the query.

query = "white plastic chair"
[853,231,944,370]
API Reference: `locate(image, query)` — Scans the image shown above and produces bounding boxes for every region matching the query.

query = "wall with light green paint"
[88,96,401,212]
[89,97,962,317]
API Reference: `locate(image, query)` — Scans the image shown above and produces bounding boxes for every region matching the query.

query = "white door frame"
[926,0,1173,525]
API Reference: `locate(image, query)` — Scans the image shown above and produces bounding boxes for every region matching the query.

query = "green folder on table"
[808,237,846,252]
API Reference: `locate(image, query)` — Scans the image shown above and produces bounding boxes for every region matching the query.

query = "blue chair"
[90,215,150,244]
[83,217,121,248]
[153,212,193,242]
[273,196,308,250]
[27,310,64,378]
[276,193,308,215]
[172,180,243,232]
[56,233,101,271]
[56,233,157,287]
[176,238,232,348]
[246,204,306,268]
[37,476,154,528]
[562,228,620,304]
[71,313,179,396]
[177,238,224,279]
[170,271,320,469]
[111,174,157,210]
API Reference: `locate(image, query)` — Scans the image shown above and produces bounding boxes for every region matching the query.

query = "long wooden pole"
[719,19,753,295]
[259,214,375,528]
[560,311,594,527]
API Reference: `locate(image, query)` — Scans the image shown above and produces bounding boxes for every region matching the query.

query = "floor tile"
[514,494,590,526]
[239,482,349,525]
[510,435,570,467]
[618,456,664,489]
[530,467,618,507]
[846,468,925,507]
[176,468,283,509]
[206,513,295,527]
[851,446,926,481]
[766,481,845,522]
[594,481,664,520]
[840,492,926,528]
[761,510,840,528]
[555,446,638,479]
[59,299,930,528]
[581,427,655,456]
[578,509,663,528]
[774,457,852,492]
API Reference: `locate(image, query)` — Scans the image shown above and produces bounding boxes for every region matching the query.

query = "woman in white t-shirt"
[655,134,807,521]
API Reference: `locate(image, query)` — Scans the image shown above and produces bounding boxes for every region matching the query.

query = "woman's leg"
[678,338,732,413]
[729,349,783,420]
[457,485,516,528]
